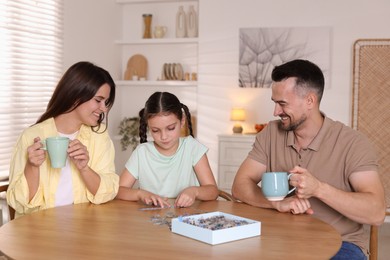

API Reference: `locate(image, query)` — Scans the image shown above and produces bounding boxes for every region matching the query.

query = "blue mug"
[261,172,296,201]
[41,137,69,168]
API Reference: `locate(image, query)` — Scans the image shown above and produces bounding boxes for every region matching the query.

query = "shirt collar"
[286,113,330,151]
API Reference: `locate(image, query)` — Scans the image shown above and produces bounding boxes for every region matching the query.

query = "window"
[0,0,63,179]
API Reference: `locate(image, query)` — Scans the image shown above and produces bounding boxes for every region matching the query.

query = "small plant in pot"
[118,117,140,151]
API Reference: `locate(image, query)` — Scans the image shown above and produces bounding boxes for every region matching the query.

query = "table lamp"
[230,108,246,134]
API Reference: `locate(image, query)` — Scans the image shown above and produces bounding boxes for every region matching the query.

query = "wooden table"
[0,200,341,259]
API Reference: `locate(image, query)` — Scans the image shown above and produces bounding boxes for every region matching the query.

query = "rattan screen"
[352,39,390,207]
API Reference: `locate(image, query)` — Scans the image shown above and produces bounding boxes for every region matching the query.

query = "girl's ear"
[180,115,189,137]
[180,116,186,128]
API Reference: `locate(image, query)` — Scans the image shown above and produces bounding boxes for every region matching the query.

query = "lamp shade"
[230,108,246,121]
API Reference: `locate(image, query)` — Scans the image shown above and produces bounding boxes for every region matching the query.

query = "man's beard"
[278,114,307,131]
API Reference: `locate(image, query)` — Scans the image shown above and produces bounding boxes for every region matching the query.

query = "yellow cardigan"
[7,118,119,218]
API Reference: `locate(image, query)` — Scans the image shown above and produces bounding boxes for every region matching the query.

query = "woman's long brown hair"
[36,61,116,132]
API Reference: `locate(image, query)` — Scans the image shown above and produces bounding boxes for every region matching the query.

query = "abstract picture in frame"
[239,26,331,88]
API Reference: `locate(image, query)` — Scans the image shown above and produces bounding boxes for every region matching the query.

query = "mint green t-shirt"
[125,136,207,198]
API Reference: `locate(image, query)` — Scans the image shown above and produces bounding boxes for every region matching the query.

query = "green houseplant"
[118,117,140,151]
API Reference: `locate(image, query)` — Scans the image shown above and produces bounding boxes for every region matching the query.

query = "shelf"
[117,0,195,4]
[115,38,198,45]
[117,0,199,83]
[115,80,197,87]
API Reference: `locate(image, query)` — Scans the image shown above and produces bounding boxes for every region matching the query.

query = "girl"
[116,92,218,207]
[7,61,119,218]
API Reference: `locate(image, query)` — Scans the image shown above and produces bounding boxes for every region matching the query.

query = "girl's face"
[148,113,184,156]
[74,83,110,127]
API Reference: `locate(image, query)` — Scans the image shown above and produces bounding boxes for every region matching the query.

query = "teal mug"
[261,172,296,201]
[41,137,69,168]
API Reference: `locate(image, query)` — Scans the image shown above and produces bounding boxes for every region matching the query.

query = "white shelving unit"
[115,0,199,86]
[115,38,198,45]
[112,0,200,171]
[115,80,197,87]
[117,0,195,4]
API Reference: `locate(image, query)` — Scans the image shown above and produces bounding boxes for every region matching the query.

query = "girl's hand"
[68,139,89,171]
[138,190,171,208]
[27,137,46,167]
[174,187,197,208]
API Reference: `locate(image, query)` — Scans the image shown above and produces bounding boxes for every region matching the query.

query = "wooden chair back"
[369,225,378,260]
[0,181,15,221]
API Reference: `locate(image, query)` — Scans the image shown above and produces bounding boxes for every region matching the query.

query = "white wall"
[63,0,121,78]
[63,0,124,169]
[196,0,390,178]
[64,0,390,178]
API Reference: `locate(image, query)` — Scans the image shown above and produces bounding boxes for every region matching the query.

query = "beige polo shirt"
[248,116,378,251]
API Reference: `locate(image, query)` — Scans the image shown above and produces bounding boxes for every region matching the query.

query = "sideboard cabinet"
[218,134,256,193]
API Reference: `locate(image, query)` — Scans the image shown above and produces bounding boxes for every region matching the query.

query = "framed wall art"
[239,27,331,88]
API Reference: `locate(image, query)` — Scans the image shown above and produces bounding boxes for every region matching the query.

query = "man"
[232,59,385,259]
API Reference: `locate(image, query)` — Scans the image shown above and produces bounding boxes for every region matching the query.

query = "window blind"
[0,0,63,180]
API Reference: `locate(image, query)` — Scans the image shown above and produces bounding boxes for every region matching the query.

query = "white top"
[55,131,78,207]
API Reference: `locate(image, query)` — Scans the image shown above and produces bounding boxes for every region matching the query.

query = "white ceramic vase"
[176,6,186,38]
[186,5,198,38]
[154,26,167,38]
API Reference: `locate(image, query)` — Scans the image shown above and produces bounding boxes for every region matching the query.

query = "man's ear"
[306,92,316,108]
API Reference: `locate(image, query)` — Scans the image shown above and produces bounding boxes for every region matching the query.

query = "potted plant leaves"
[118,117,140,151]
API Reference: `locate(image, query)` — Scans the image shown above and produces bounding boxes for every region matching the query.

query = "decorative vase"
[154,26,167,38]
[186,5,198,38]
[175,6,186,38]
[142,14,152,39]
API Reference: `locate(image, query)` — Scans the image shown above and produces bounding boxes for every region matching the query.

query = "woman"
[7,61,119,218]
